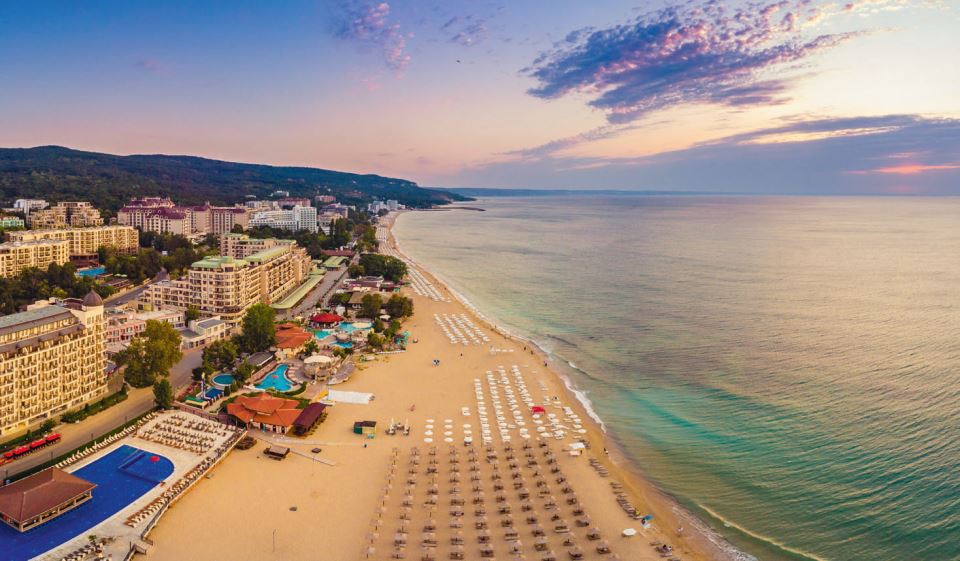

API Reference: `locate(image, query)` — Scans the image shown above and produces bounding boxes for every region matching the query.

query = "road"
[105,279,155,308]
[2,347,203,480]
[279,266,349,321]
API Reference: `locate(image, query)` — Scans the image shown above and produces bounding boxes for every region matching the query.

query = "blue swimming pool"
[255,364,294,392]
[333,341,354,349]
[314,329,333,340]
[76,266,106,278]
[211,373,234,388]
[0,445,174,561]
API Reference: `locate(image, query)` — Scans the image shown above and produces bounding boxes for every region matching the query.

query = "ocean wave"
[696,503,829,561]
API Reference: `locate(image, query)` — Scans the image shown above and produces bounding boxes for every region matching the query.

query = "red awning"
[531,406,546,414]
[311,313,343,323]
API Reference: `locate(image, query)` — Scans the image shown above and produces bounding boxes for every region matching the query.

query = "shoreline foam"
[389,209,750,561]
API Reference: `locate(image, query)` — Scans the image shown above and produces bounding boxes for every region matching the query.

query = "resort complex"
[140,234,313,324]
[0,291,106,437]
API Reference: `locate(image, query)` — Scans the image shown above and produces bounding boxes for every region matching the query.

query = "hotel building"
[0,292,107,437]
[117,197,250,237]
[140,235,312,324]
[7,226,139,259]
[0,239,71,278]
[249,205,317,233]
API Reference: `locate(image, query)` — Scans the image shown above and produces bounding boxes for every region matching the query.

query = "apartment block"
[0,292,107,437]
[28,202,104,229]
[0,240,71,278]
[7,226,139,258]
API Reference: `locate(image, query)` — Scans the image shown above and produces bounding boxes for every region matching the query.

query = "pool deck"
[31,412,240,561]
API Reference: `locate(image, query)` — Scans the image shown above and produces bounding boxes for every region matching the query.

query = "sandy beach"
[145,212,730,561]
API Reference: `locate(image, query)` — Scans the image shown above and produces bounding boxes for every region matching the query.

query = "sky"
[0,0,958,193]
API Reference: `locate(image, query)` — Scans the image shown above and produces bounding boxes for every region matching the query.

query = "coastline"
[387,209,751,561]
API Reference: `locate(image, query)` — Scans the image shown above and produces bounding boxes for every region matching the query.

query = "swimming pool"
[333,341,354,349]
[255,364,294,392]
[314,329,333,340]
[0,445,173,561]
[211,373,234,388]
[76,266,106,278]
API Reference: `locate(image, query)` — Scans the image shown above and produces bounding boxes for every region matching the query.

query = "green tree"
[302,339,320,357]
[185,305,202,323]
[117,320,183,388]
[202,339,238,372]
[153,379,174,409]
[367,331,385,350]
[239,303,277,353]
[384,294,414,318]
[358,253,407,282]
[359,293,382,319]
[235,362,255,384]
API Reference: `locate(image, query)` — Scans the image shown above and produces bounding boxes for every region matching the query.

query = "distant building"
[315,195,336,205]
[28,202,104,229]
[276,198,312,209]
[271,190,290,198]
[0,216,25,230]
[367,199,402,214]
[0,239,71,278]
[7,225,139,259]
[13,199,48,215]
[249,205,317,233]
[0,292,107,437]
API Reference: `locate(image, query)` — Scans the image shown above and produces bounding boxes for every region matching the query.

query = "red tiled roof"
[227,393,301,428]
[276,323,312,350]
[0,468,96,523]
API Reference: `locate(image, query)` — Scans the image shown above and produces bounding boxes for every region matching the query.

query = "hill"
[0,146,466,213]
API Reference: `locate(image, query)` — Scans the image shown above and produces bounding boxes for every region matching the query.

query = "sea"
[393,195,960,561]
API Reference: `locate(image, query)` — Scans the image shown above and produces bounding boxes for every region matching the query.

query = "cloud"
[523,1,872,123]
[337,2,412,72]
[135,58,167,74]
[447,115,960,194]
[442,15,487,47]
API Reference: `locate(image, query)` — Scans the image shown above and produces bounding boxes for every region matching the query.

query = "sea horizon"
[393,194,960,561]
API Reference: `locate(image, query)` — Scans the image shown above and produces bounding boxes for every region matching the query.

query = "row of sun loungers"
[124,427,244,528]
[365,440,620,560]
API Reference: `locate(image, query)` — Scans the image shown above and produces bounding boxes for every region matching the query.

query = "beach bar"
[0,468,96,532]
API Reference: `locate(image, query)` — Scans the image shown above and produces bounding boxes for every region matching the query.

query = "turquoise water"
[256,364,293,392]
[314,329,333,339]
[394,196,960,561]
[339,322,361,333]
[212,373,234,387]
[76,266,106,277]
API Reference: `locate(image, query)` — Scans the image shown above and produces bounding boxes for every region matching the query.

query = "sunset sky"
[1,1,957,193]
